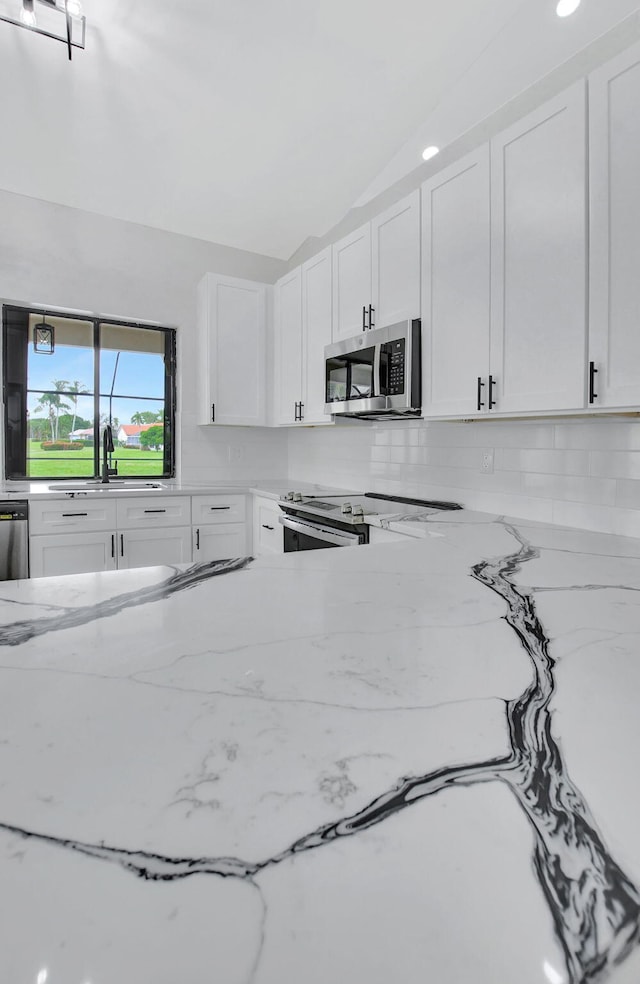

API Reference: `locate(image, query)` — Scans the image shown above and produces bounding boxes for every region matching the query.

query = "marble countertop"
[1,510,640,984]
[0,479,357,502]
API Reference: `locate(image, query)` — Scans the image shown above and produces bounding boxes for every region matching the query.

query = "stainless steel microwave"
[324,319,421,420]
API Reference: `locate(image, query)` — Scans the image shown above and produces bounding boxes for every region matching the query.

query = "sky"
[27,345,165,427]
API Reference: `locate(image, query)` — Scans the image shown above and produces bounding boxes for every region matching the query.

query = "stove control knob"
[293,492,303,502]
[285,492,295,501]
[352,504,364,517]
[341,502,352,514]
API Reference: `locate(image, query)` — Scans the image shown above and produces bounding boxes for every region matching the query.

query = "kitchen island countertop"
[1,508,640,984]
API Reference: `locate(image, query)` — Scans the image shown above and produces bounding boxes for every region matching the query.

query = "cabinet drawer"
[192,494,246,525]
[29,498,117,534]
[116,496,191,529]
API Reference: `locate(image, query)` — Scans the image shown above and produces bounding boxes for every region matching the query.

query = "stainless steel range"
[278,492,462,551]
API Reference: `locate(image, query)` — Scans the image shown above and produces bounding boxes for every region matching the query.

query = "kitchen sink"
[48,482,167,492]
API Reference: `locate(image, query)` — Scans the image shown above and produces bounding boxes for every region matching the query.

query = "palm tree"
[130,411,145,426]
[35,391,71,440]
[67,380,89,437]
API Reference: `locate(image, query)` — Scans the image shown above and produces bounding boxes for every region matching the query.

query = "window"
[3,305,176,481]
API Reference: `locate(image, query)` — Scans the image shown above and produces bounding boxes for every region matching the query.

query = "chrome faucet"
[101,425,117,483]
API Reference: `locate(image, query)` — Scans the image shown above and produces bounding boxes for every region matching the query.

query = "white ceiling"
[0,0,638,260]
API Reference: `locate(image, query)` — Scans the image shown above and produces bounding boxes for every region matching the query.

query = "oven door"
[279,515,365,551]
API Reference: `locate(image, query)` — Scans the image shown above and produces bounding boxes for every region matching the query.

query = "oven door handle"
[278,514,363,547]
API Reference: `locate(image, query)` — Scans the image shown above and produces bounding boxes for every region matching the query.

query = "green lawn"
[27,441,165,478]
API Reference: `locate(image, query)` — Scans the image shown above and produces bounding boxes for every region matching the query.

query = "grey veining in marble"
[1,513,639,983]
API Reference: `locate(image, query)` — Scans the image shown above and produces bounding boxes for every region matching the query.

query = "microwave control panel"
[383,339,405,395]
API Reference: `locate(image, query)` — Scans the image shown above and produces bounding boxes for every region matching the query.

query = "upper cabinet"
[589,42,640,409]
[197,273,267,426]
[274,247,333,426]
[490,82,587,414]
[332,191,421,341]
[422,83,587,418]
[274,267,303,425]
[422,146,491,417]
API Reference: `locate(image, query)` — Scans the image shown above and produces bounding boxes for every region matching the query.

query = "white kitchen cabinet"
[118,527,192,570]
[371,191,421,329]
[252,495,284,556]
[274,267,303,425]
[274,248,333,426]
[30,494,193,578]
[489,82,587,414]
[197,273,267,426]
[29,531,117,578]
[192,493,248,562]
[421,147,491,417]
[332,223,372,340]
[301,247,333,424]
[332,191,420,343]
[589,42,640,409]
[193,524,247,562]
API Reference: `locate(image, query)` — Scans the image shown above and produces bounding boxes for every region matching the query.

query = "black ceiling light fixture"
[0,0,86,59]
[33,314,55,355]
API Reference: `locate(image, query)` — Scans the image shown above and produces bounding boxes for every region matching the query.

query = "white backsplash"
[179,413,288,485]
[288,416,640,537]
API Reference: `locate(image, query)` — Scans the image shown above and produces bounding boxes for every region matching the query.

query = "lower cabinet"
[119,527,193,569]
[252,495,284,556]
[29,531,118,577]
[192,494,248,561]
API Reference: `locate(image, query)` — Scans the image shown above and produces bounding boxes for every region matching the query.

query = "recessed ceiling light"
[422,146,440,162]
[556,0,581,17]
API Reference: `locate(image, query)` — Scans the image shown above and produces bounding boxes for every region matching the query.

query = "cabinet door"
[589,42,640,408]
[490,82,587,414]
[252,496,284,555]
[422,147,491,416]
[193,524,248,562]
[301,247,333,425]
[274,267,303,425]
[119,527,192,570]
[197,273,267,426]
[371,190,421,329]
[29,532,117,578]
[332,223,372,340]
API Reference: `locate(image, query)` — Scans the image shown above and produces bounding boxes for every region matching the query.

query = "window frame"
[2,304,177,482]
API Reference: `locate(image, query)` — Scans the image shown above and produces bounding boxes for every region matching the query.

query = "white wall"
[289,416,640,538]
[0,188,289,484]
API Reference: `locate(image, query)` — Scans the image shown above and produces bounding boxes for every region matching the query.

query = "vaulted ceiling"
[0,0,638,260]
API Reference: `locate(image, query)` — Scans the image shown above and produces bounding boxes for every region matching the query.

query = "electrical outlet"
[481,449,494,474]
[228,446,243,463]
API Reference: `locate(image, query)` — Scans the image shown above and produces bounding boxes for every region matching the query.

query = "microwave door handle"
[373,344,381,399]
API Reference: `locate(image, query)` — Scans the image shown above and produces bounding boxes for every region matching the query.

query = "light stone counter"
[1,511,639,984]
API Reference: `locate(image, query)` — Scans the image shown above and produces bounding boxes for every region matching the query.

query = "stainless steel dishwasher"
[0,501,29,580]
